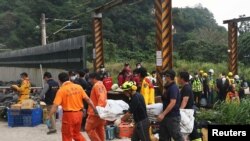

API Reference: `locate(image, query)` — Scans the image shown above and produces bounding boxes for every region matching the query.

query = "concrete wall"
[0,67,66,86]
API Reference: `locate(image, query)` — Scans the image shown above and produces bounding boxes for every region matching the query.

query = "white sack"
[180,109,194,134]
[146,103,163,116]
[96,100,129,121]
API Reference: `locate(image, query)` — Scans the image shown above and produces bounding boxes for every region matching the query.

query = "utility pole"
[91,0,125,71]
[154,0,173,93]
[223,16,250,75]
[41,13,47,46]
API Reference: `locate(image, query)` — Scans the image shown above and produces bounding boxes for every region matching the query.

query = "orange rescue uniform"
[54,81,87,141]
[86,81,107,141]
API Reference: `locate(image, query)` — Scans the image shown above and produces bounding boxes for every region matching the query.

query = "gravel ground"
[0,121,130,141]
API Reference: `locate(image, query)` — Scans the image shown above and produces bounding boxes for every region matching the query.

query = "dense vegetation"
[0,0,250,66]
[196,98,250,124]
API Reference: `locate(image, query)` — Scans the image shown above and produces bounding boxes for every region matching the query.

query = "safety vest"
[208,77,215,90]
[227,77,235,85]
[192,79,202,92]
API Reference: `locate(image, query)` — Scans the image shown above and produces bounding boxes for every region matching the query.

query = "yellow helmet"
[199,70,204,74]
[121,81,137,91]
[203,73,208,77]
[228,72,233,77]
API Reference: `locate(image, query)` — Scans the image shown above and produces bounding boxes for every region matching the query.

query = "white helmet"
[208,69,214,75]
[234,75,240,80]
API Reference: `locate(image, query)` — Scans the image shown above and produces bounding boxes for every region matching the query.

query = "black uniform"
[129,92,150,141]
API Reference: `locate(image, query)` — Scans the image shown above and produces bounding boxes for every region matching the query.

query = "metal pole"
[155,0,163,92]
[92,13,104,72]
[161,0,173,72]
[40,64,44,88]
[228,22,238,75]
[41,13,47,46]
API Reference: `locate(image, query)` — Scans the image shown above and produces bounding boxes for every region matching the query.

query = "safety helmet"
[203,73,208,77]
[234,75,240,80]
[199,70,204,74]
[228,72,233,77]
[121,81,137,91]
[208,69,214,75]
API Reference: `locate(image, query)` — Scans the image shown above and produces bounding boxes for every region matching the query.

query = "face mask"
[101,68,105,72]
[70,75,77,81]
[195,75,199,78]
[76,74,80,79]
[137,65,141,69]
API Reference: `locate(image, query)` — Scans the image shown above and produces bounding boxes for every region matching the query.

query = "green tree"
[238,32,250,65]
[0,1,230,64]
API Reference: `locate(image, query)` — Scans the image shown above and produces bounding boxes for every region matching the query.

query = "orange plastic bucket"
[117,122,134,138]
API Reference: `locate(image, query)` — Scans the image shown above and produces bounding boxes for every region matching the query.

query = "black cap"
[100,65,105,68]
[43,72,52,79]
[68,70,76,76]
[20,72,28,77]
[162,70,176,79]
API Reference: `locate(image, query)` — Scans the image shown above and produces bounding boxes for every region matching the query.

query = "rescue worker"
[178,72,202,141]
[116,81,150,141]
[83,68,90,83]
[234,75,242,92]
[136,62,142,69]
[147,71,157,86]
[85,72,107,141]
[132,70,141,88]
[178,72,194,109]
[216,72,230,101]
[40,72,59,134]
[118,63,133,86]
[239,76,248,99]
[198,70,204,82]
[140,68,155,105]
[226,85,240,104]
[192,72,203,107]
[133,62,143,75]
[11,72,31,103]
[75,70,92,131]
[97,65,109,81]
[47,72,97,141]
[208,69,215,106]
[68,70,77,82]
[75,70,92,96]
[202,73,209,105]
[227,72,235,85]
[158,70,184,141]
